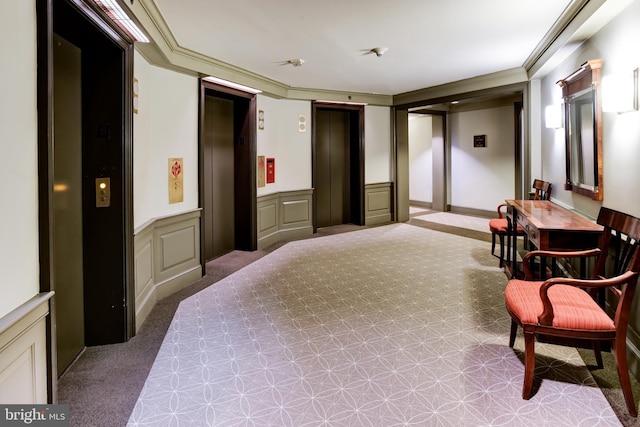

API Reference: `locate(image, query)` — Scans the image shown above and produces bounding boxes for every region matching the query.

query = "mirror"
[557,59,603,200]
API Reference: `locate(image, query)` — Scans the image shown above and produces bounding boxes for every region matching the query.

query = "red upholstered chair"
[489,180,552,266]
[504,207,640,416]
[489,204,523,267]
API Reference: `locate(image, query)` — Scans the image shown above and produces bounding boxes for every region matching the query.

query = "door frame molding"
[36,0,135,401]
[311,102,365,231]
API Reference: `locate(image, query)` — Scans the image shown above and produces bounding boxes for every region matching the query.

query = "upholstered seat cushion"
[489,218,524,234]
[504,279,615,331]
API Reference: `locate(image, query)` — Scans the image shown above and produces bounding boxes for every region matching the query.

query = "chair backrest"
[594,207,640,278]
[593,207,640,327]
[532,179,552,200]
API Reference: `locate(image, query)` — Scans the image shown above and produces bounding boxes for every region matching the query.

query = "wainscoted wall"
[0,292,53,404]
[257,190,314,249]
[365,183,393,225]
[134,210,202,332]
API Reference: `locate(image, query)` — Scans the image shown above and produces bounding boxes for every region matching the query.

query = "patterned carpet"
[127,223,621,426]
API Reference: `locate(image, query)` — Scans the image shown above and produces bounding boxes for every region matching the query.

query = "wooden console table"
[505,200,603,278]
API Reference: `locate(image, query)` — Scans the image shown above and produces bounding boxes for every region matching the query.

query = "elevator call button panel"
[95,177,111,208]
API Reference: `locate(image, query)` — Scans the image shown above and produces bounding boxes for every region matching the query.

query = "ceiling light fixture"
[202,76,262,94]
[316,100,368,106]
[93,0,149,42]
[370,47,388,57]
[287,59,305,67]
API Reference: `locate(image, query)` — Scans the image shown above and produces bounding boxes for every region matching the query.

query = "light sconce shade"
[602,68,638,113]
[545,103,563,129]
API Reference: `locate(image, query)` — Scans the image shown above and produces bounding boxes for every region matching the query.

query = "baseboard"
[135,266,202,332]
[449,205,494,218]
[366,213,392,225]
[258,226,314,249]
[409,200,432,209]
[156,267,203,300]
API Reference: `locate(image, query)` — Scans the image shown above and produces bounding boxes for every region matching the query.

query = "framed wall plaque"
[473,135,486,147]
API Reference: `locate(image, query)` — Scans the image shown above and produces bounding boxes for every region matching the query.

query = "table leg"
[508,215,518,279]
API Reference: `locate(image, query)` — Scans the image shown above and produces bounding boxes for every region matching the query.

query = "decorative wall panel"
[365,183,393,225]
[257,190,313,249]
[134,210,202,331]
[0,293,52,404]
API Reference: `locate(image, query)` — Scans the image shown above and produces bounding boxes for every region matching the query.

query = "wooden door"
[315,109,352,227]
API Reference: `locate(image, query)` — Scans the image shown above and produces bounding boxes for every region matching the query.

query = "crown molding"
[125,0,393,104]
[526,0,634,79]
[393,67,528,107]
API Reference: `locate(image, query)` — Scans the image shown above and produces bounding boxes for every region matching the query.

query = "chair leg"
[498,234,505,267]
[509,319,518,348]
[491,232,496,256]
[592,341,603,369]
[613,338,637,417]
[522,331,536,399]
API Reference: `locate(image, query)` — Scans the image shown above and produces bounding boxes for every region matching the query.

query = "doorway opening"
[38,0,135,381]
[408,111,447,212]
[312,103,364,230]
[200,82,257,263]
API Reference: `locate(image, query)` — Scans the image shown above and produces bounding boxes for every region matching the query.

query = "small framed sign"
[473,135,486,147]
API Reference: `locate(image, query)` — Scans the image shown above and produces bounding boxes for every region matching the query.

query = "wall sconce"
[602,68,638,113]
[545,103,563,129]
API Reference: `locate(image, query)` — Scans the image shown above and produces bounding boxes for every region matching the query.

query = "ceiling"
[152,0,575,96]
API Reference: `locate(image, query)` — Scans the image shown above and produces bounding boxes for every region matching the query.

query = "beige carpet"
[128,223,621,426]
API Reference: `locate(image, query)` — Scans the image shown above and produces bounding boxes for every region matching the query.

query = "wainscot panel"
[0,292,53,404]
[257,190,314,249]
[134,210,202,332]
[365,183,393,225]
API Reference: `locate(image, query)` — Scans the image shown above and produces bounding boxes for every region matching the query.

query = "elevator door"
[51,0,129,361]
[53,34,85,374]
[203,96,235,260]
[316,109,352,228]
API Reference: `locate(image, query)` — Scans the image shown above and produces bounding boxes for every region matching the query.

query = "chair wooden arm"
[537,270,639,326]
[496,203,507,219]
[522,248,601,279]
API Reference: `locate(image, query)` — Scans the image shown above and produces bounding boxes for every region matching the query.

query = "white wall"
[0,2,39,318]
[408,114,433,203]
[256,95,312,196]
[539,0,640,219]
[449,106,515,212]
[133,51,199,228]
[255,99,392,196]
[364,105,391,184]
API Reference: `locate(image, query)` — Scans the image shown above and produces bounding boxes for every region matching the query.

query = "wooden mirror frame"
[557,59,603,201]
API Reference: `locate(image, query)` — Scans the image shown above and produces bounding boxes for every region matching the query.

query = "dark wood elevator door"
[203,96,235,260]
[316,110,351,227]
